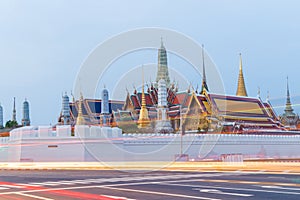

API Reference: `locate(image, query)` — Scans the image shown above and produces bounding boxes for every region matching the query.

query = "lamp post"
[180,105,183,156]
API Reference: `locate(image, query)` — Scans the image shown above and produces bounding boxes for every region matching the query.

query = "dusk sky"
[0,0,300,125]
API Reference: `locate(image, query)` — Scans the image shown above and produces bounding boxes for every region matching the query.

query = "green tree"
[5,120,18,128]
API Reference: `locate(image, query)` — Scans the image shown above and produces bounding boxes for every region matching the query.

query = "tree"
[5,120,18,128]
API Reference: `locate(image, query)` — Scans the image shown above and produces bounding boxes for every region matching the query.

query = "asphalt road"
[0,170,300,200]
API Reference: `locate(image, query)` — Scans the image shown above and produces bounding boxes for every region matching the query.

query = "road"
[0,170,300,199]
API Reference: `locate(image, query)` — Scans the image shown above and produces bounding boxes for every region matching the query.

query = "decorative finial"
[266,90,270,102]
[257,87,260,98]
[71,90,75,102]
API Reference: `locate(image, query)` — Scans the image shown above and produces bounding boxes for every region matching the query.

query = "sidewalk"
[0,161,299,174]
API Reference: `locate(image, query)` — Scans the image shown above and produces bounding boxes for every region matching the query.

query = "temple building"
[114,42,284,133]
[57,40,287,134]
[279,77,300,129]
[58,90,123,126]
[21,99,30,126]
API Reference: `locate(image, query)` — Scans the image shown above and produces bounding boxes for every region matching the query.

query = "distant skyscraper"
[62,93,70,125]
[0,103,3,128]
[156,39,170,86]
[236,54,248,96]
[21,99,30,126]
[12,97,16,122]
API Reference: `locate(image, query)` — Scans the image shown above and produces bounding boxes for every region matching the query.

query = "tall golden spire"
[138,66,150,128]
[76,92,85,125]
[236,53,248,96]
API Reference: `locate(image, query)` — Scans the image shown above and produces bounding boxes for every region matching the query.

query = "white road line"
[0,185,101,195]
[16,192,54,200]
[27,173,227,187]
[159,182,300,196]
[102,195,136,200]
[1,185,24,189]
[261,185,300,191]
[99,186,221,200]
[197,189,253,197]
[0,187,8,190]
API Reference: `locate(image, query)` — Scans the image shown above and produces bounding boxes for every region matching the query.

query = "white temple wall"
[1,126,300,162]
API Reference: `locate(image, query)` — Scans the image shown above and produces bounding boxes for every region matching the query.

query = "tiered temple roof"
[59,41,288,133]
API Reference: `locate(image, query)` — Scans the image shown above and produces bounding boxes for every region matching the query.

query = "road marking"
[197,189,253,197]
[261,185,300,191]
[26,173,229,186]
[164,178,300,187]
[16,192,54,200]
[160,182,300,196]
[0,187,8,190]
[99,186,221,200]
[102,195,136,200]
[1,184,24,188]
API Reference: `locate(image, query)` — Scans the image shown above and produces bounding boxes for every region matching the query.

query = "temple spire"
[76,92,85,125]
[156,38,170,86]
[138,66,150,128]
[12,97,16,122]
[236,53,248,96]
[200,44,209,94]
[285,76,294,113]
[266,91,270,102]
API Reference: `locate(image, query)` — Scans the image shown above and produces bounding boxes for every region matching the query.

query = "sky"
[0,0,300,125]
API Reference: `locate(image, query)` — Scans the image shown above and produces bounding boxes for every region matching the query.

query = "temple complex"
[57,92,124,126]
[114,42,285,133]
[57,40,299,134]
